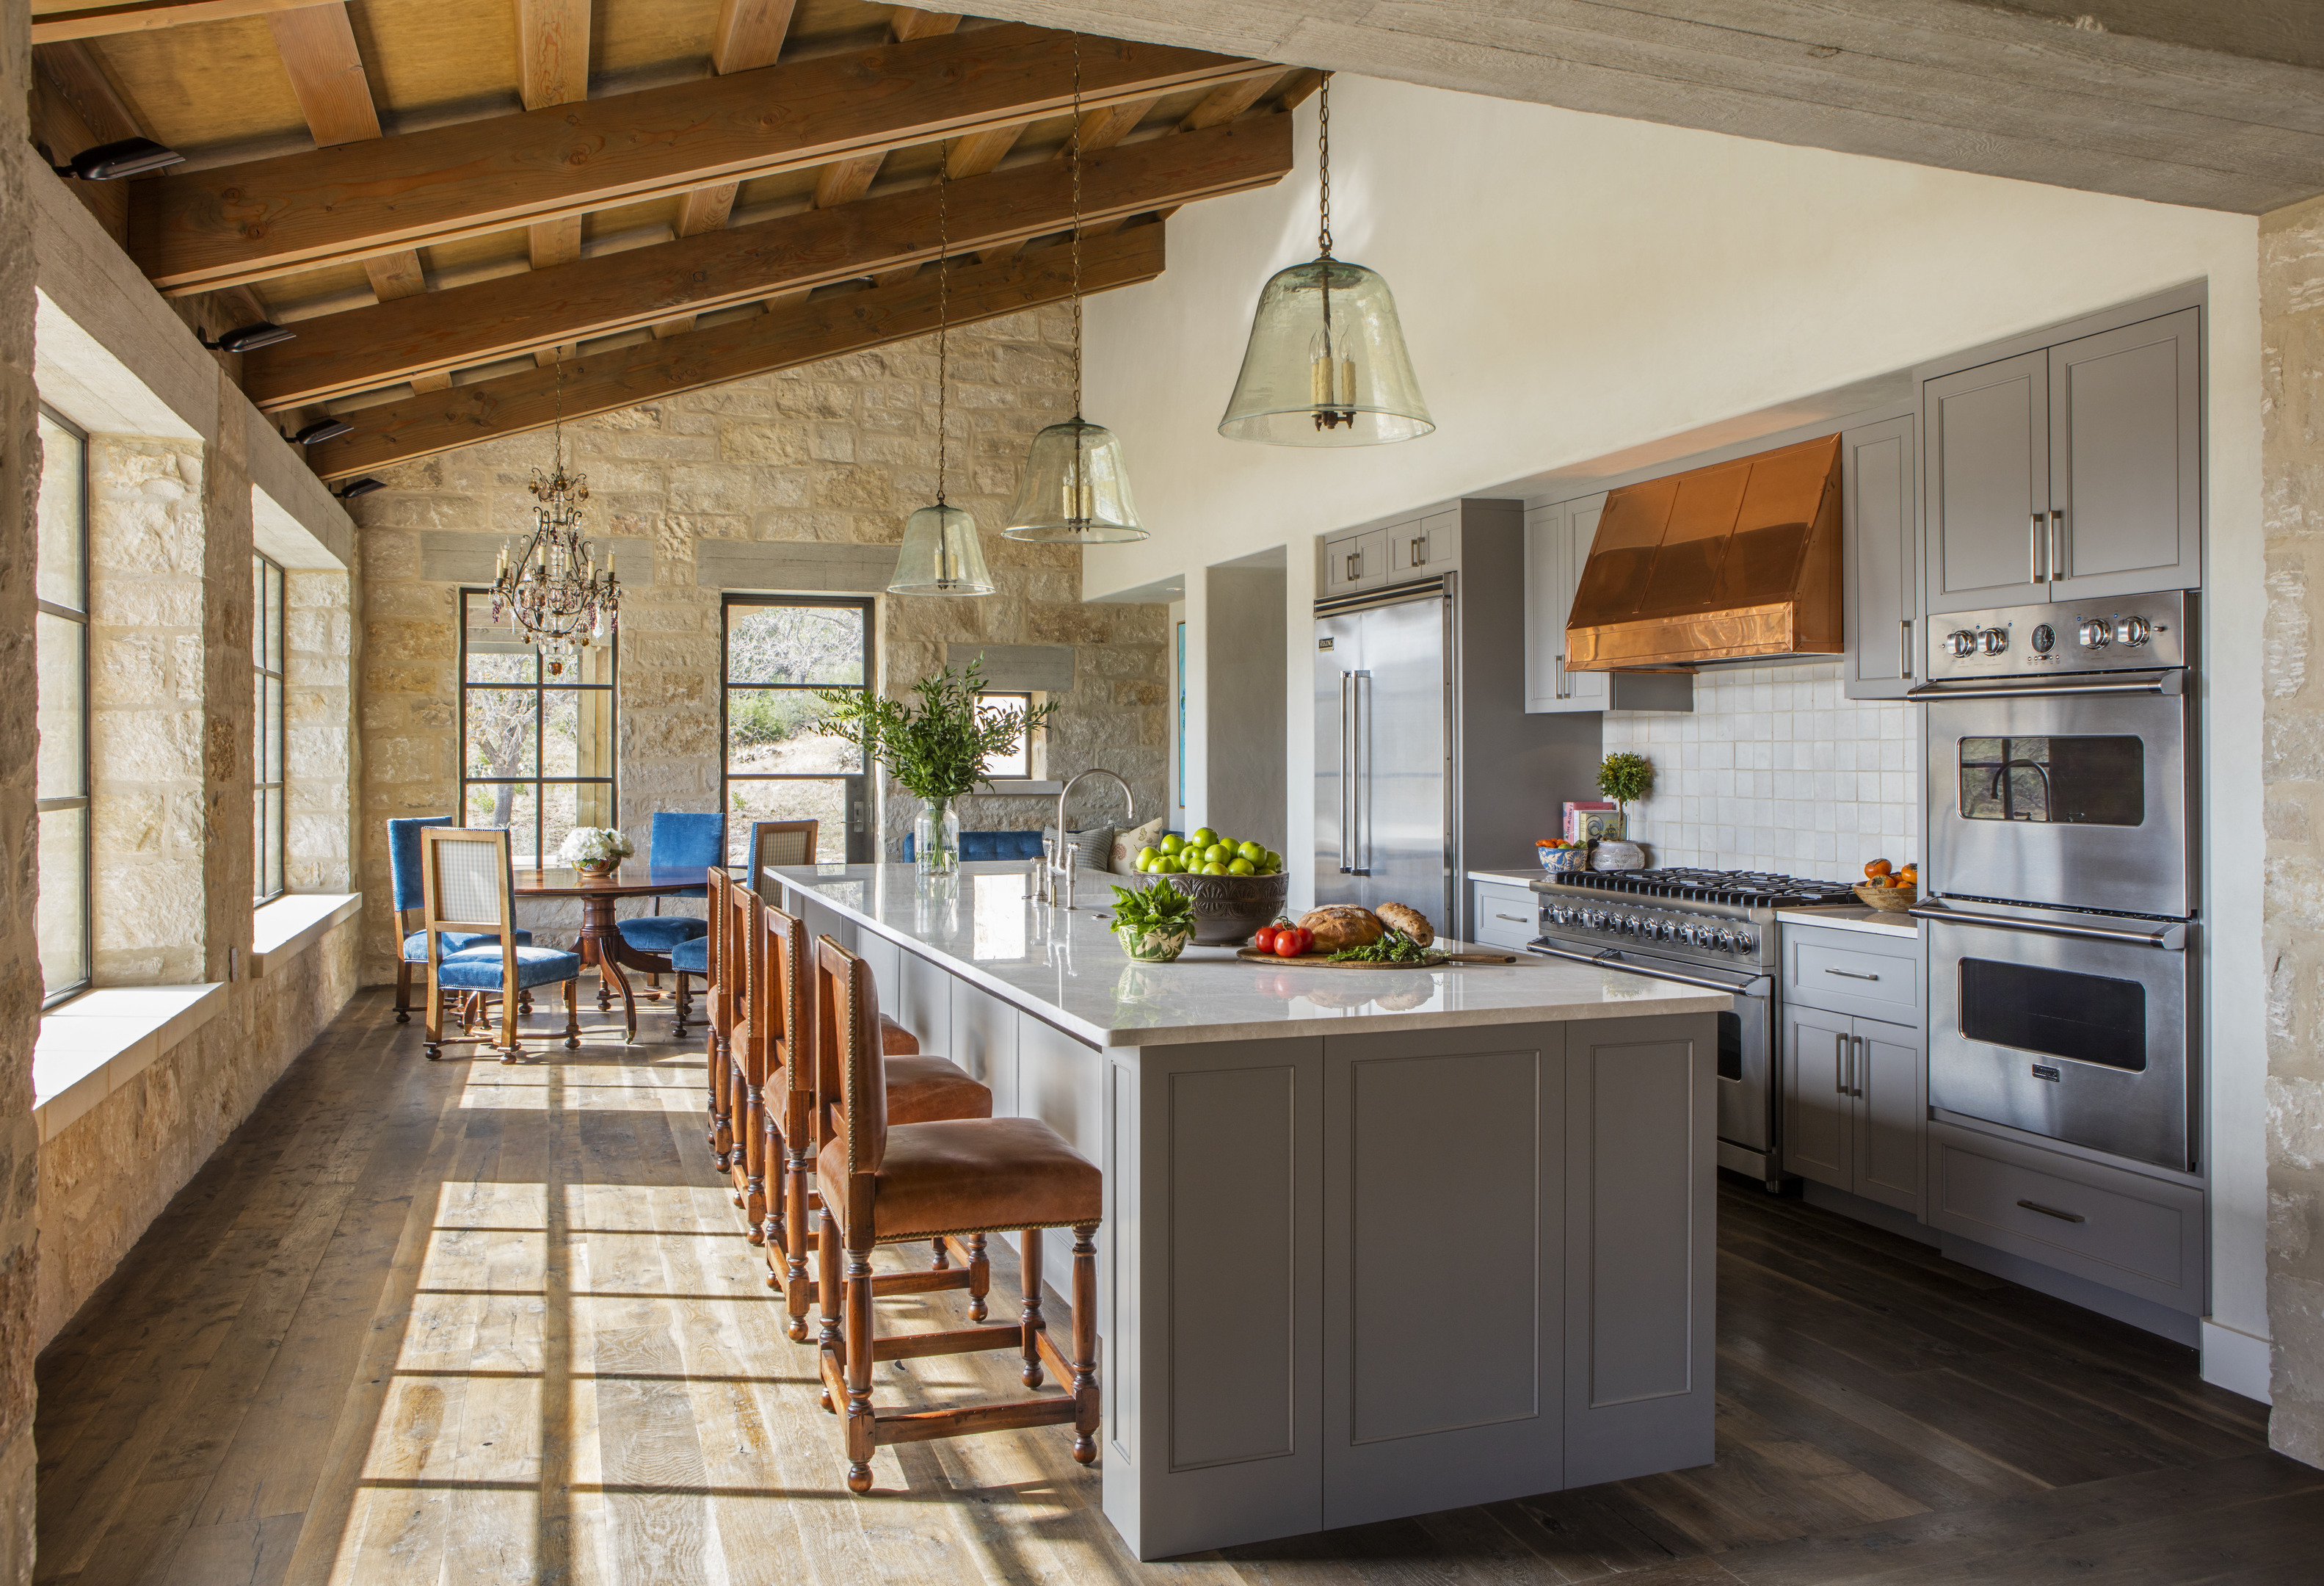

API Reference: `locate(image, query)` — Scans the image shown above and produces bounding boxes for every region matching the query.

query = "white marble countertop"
[1467,866,1542,887]
[1776,905,1920,938]
[771,862,1727,1048]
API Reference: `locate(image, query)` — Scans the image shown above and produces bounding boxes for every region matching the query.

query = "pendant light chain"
[1070,31,1084,421]
[1316,72,1333,258]
[935,154,951,507]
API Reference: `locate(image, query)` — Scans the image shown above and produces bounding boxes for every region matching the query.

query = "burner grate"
[1548,866,1860,908]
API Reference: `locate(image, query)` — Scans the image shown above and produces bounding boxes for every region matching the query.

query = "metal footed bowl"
[1163,872,1292,945]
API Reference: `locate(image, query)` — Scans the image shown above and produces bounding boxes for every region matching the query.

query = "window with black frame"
[976,690,1034,781]
[253,552,286,904]
[36,408,91,1005]
[722,595,871,862]
[459,589,617,863]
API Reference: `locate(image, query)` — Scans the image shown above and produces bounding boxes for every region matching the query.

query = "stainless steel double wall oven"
[1911,590,2198,1170]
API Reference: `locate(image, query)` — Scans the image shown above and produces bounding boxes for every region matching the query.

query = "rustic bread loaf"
[1375,902,1434,946]
[1298,905,1384,952]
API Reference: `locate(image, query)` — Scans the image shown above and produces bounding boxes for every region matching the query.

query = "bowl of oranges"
[1853,859,1918,912]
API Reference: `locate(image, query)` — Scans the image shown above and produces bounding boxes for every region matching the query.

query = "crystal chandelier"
[1219,73,1433,446]
[492,358,619,676]
[890,159,995,595]
[1001,32,1147,544]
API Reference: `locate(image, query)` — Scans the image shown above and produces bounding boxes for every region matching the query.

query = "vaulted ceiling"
[26,0,1312,478]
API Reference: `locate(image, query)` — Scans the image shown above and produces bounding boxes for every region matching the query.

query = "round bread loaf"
[1375,902,1434,946]
[1298,905,1383,952]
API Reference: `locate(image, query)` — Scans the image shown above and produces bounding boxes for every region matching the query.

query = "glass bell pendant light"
[1001,35,1147,544]
[890,162,995,595]
[1219,74,1433,446]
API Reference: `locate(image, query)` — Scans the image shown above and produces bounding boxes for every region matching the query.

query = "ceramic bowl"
[1116,924,1193,963]
[1853,883,1917,913]
[1163,871,1292,945]
[1591,840,1646,872]
[1537,843,1588,874]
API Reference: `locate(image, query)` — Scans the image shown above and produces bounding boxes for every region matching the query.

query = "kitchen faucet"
[1046,768,1136,910]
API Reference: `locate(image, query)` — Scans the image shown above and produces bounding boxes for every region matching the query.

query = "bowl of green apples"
[1132,827,1290,945]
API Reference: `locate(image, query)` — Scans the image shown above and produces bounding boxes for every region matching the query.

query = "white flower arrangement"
[558,826,635,866]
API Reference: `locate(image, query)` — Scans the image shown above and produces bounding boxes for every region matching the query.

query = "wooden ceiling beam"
[266,4,429,305]
[131,23,1279,294]
[515,0,592,359]
[306,225,1166,480]
[653,0,799,337]
[247,116,1285,410]
[889,8,961,44]
[32,0,335,45]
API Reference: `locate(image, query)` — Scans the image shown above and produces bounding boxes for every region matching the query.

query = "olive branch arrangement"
[810,659,1057,803]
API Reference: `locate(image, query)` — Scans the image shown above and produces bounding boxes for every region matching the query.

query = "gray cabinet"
[1525,495,1608,713]
[1470,878,1537,951]
[1323,526,1390,597]
[1389,509,1459,579]
[1924,307,2198,615]
[1840,412,1919,700]
[1782,922,1926,1217]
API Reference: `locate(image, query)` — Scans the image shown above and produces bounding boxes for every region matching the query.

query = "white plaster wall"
[1079,76,2267,1376]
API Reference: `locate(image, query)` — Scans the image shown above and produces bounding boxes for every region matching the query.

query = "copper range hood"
[1566,432,1843,670]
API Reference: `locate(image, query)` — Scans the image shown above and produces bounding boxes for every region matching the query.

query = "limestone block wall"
[33,917,360,1346]
[353,305,1168,985]
[0,8,44,1574]
[87,438,211,985]
[288,570,357,893]
[2264,193,2324,1466]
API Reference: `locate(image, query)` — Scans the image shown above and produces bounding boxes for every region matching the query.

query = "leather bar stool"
[811,937,1101,1493]
[698,870,734,1170]
[723,877,765,1227]
[760,905,989,1341]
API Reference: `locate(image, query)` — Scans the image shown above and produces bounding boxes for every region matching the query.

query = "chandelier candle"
[490,358,620,676]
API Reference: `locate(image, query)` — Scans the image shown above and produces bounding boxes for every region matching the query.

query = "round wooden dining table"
[513,866,708,1042]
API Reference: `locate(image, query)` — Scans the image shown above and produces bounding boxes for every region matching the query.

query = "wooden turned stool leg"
[817,1209,843,1411]
[965,1234,989,1323]
[741,1085,767,1243]
[1020,1230,1047,1389]
[710,1032,734,1170]
[843,1248,877,1493]
[563,979,581,1050]
[929,1238,949,1271]
[781,1144,814,1344]
[1070,1224,1100,1465]
[673,974,692,1039]
[519,990,533,1016]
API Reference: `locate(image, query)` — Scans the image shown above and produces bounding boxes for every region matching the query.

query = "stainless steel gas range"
[1528,867,1862,1187]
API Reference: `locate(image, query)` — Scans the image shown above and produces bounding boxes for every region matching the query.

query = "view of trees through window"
[460,590,615,863]
[723,597,869,861]
[37,408,90,1005]
[253,553,285,904]
[976,692,1033,780]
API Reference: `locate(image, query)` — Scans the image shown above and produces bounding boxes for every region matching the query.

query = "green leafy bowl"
[1116,924,1193,963]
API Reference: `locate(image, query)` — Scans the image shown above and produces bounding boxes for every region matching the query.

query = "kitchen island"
[771,861,1727,1558]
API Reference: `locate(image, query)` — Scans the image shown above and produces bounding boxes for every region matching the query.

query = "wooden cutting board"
[1233,947,1517,968]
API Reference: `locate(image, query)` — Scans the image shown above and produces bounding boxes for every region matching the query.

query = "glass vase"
[913,797,961,883]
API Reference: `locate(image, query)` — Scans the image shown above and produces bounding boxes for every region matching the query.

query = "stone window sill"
[251,892,361,976]
[35,985,227,1143]
[978,781,1064,795]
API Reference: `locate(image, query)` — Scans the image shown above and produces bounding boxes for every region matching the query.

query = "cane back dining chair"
[812,936,1101,1491]
[420,826,586,1063]
[389,815,530,1023]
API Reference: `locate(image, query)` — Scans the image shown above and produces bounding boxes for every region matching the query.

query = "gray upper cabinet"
[1923,349,2049,615]
[1925,307,2199,615]
[1389,510,1459,579]
[1323,526,1391,598]
[2048,308,2201,601]
[1524,495,1610,714]
[1841,413,1918,700]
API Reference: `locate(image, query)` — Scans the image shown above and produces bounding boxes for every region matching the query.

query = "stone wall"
[353,305,1169,985]
[0,7,43,1575]
[2263,193,2324,1466]
[34,918,360,1346]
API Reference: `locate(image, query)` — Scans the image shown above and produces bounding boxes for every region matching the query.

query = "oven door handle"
[1905,670,2181,702]
[1907,902,2187,951]
[1525,940,1770,997]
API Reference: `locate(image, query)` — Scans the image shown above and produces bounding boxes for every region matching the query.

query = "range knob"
[1657,920,1678,942]
[1977,627,2009,656]
[1679,924,1701,946]
[2077,618,2111,650]
[1622,916,1643,936]
[1713,929,1736,953]
[2114,614,2151,648]
[1732,931,1757,955]
[1945,629,1978,658]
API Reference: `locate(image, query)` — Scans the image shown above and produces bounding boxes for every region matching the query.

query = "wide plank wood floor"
[32,988,2320,1584]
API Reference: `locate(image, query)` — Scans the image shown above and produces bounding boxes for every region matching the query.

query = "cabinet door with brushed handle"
[1923,348,2050,615]
[1780,1003,1854,1190]
[1853,1018,1925,1217]
[1842,412,1918,701]
[1525,496,1609,714]
[2045,307,2200,602]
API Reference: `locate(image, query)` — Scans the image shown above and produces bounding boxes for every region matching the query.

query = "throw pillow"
[1041,825,1114,874]
[1111,815,1166,873]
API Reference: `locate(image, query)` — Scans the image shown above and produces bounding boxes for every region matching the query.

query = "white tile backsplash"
[1600,662,1920,883]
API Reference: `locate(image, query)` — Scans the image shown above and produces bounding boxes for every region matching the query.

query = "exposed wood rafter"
[130,23,1277,294]
[308,225,1166,479]
[32,0,335,45]
[247,117,1287,410]
[652,0,799,337]
[515,0,593,365]
[266,3,431,310]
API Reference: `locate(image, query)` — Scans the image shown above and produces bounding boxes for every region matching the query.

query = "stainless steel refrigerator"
[1313,511,1605,935]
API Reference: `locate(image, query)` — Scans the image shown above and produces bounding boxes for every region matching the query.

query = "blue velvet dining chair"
[389,815,530,1024]
[900,830,1046,862]
[420,826,585,1064]
[617,814,720,1008]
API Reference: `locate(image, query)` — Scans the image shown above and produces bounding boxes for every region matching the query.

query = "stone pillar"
[201,388,254,980]
[2262,192,2324,1468]
[286,568,357,892]
[87,438,211,985]
[0,7,46,1575]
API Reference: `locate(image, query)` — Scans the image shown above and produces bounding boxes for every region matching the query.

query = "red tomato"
[1274,927,1311,958]
[1254,924,1280,952]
